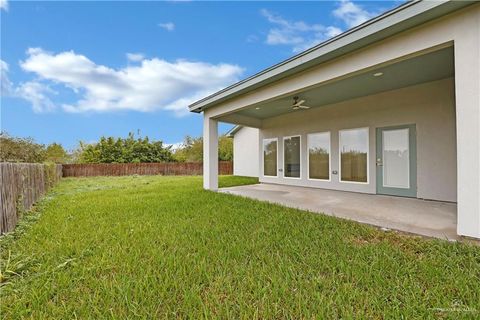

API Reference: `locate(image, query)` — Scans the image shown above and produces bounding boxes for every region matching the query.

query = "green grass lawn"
[1,175,479,319]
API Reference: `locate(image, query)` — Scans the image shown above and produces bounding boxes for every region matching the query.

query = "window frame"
[338,127,369,184]
[262,137,278,178]
[282,135,302,180]
[307,131,331,182]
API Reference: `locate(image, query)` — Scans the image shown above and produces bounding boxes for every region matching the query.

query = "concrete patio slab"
[220,183,459,241]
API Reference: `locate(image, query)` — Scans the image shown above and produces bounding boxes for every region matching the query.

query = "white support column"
[203,114,218,190]
[454,24,480,238]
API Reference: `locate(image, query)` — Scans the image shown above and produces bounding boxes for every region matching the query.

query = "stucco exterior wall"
[233,127,259,177]
[259,78,457,202]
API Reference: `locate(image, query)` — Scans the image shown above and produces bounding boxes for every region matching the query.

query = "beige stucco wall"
[259,78,457,202]
[233,127,259,177]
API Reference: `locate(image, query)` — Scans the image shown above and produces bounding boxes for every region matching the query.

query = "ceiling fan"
[292,96,310,110]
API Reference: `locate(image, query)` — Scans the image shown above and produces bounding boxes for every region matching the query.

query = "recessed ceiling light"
[255,107,260,110]
[373,72,383,77]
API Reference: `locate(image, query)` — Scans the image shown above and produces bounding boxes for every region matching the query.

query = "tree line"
[0,132,233,164]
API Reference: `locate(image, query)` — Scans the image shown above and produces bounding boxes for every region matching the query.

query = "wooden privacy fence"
[0,163,62,234]
[0,161,232,234]
[62,161,233,177]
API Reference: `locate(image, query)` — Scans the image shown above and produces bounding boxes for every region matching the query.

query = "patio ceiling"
[228,46,454,121]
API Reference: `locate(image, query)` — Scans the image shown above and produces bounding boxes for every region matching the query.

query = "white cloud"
[165,142,183,151]
[16,81,56,113]
[158,22,175,31]
[326,26,343,38]
[0,0,8,11]
[1,59,56,113]
[1,59,13,95]
[259,1,382,52]
[126,53,145,62]
[333,0,376,29]
[260,9,343,53]
[246,34,259,43]
[19,48,243,115]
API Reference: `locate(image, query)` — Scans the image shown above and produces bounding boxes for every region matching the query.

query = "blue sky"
[1,0,401,150]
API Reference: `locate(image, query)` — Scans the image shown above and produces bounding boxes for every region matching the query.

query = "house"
[189,0,480,239]
[227,125,259,178]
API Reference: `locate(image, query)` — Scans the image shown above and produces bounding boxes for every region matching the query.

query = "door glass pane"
[263,139,277,176]
[383,128,409,188]
[340,128,368,182]
[308,132,330,180]
[284,136,301,178]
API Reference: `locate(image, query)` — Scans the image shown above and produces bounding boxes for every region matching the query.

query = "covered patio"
[190,1,480,239]
[220,183,458,240]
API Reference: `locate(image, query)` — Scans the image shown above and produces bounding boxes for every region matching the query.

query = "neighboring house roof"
[189,0,474,113]
[226,125,242,137]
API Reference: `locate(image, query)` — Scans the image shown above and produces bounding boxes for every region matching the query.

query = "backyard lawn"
[1,175,479,318]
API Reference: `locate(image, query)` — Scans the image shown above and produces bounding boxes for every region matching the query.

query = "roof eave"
[189,0,474,113]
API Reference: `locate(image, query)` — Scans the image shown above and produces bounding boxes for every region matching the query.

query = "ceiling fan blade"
[292,100,305,107]
[299,105,310,109]
[292,106,300,110]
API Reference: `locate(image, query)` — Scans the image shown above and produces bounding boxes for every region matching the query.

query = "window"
[263,138,278,177]
[308,132,330,180]
[339,128,369,183]
[283,136,301,178]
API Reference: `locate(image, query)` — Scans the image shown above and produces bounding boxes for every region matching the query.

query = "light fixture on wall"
[373,72,384,77]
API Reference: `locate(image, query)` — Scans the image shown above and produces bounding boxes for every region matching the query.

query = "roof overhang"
[219,46,454,122]
[189,0,474,113]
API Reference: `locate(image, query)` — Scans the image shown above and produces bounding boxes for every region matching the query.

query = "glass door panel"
[376,125,416,198]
